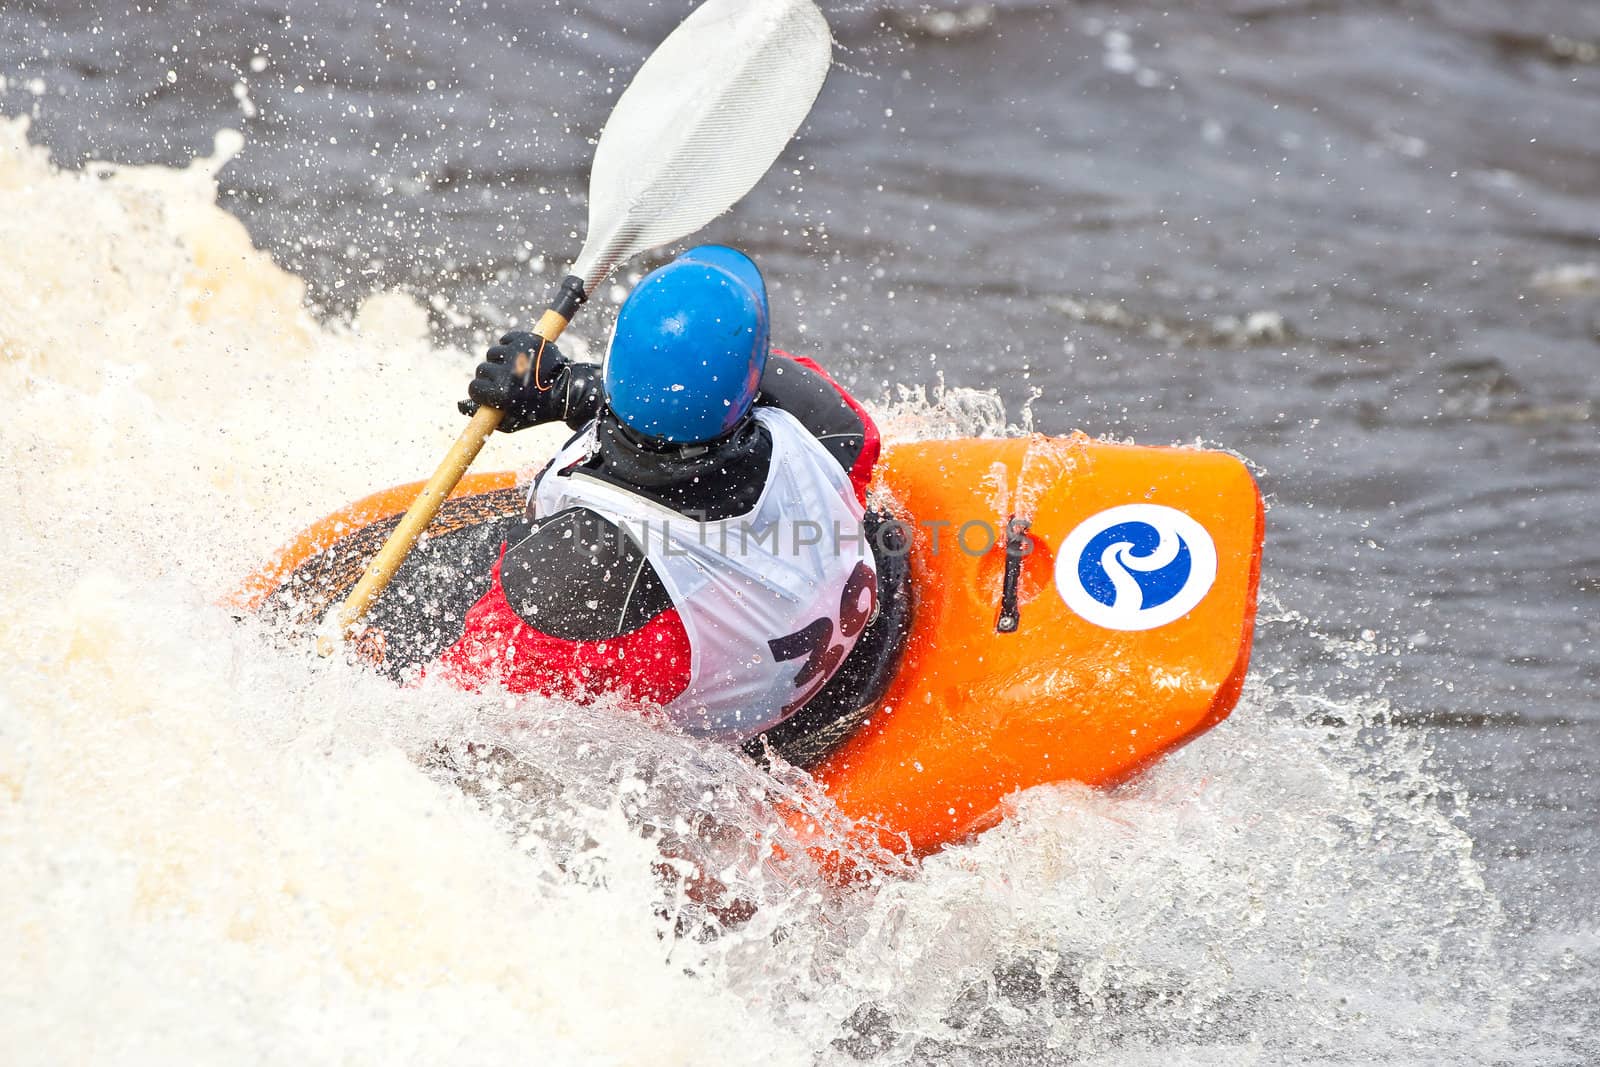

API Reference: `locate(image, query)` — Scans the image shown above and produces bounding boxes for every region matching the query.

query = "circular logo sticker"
[1055,504,1218,631]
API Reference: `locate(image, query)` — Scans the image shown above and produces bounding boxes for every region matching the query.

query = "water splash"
[0,118,1550,1064]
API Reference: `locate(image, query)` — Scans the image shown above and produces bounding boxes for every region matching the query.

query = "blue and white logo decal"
[1055,504,1218,631]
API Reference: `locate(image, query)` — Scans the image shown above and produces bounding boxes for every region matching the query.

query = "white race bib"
[532,408,877,739]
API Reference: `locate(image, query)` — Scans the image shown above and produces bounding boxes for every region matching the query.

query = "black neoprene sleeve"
[751,355,871,474]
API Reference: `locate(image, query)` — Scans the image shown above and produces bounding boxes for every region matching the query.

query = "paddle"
[321,0,833,653]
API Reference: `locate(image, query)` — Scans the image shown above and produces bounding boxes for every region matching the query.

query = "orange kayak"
[236,433,1263,855]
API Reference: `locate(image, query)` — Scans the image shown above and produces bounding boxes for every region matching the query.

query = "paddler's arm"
[755,352,880,496]
[458,331,604,432]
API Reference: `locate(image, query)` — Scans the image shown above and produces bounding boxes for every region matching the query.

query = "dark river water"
[3,0,1596,1061]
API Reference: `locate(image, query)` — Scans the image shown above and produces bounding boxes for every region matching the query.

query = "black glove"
[458,331,570,433]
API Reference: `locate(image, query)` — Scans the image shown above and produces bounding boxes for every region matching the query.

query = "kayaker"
[436,245,884,743]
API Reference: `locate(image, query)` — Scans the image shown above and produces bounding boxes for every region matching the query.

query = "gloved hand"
[458,331,570,432]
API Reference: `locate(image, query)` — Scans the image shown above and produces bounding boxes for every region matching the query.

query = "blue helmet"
[604,245,770,445]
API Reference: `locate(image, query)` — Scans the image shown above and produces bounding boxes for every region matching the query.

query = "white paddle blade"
[572,0,832,291]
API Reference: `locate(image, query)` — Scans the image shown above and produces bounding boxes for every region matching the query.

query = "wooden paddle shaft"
[318,306,571,655]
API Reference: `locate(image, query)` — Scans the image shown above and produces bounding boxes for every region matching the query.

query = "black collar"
[589,409,763,490]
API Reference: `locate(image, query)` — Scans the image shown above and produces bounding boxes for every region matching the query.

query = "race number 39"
[768,561,877,716]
